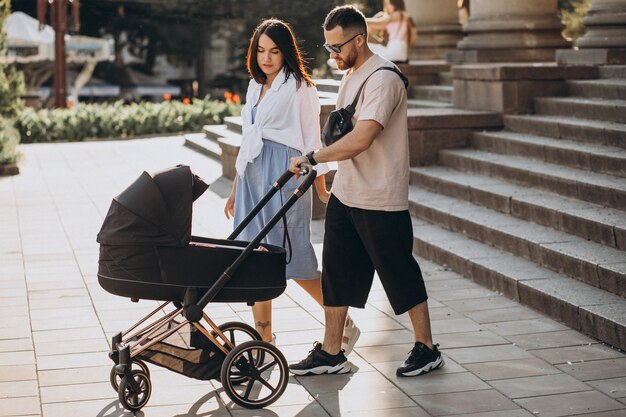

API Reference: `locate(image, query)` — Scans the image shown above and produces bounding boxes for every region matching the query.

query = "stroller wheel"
[220,340,289,409]
[109,359,150,391]
[118,370,151,412]
[212,321,262,349]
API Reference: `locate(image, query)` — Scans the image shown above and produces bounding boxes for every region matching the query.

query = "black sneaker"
[396,342,444,377]
[289,342,351,376]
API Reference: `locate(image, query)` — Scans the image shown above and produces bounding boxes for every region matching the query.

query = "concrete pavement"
[1,136,625,417]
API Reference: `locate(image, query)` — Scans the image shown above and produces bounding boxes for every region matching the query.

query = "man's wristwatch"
[305,151,318,166]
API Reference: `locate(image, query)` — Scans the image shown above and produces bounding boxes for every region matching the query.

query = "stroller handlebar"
[295,163,317,197]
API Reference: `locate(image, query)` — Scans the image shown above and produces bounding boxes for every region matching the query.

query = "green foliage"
[559,0,592,41]
[16,97,242,143]
[0,0,25,166]
[0,119,20,164]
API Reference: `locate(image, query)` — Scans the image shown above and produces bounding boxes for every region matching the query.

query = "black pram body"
[96,165,287,304]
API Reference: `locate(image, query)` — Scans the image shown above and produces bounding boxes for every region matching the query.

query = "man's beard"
[335,50,357,70]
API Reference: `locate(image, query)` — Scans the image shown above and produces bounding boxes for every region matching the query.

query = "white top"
[236,69,328,177]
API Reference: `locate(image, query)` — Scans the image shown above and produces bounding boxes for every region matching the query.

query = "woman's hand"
[224,193,235,219]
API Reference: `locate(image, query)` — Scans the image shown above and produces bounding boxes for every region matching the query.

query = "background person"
[365,0,411,63]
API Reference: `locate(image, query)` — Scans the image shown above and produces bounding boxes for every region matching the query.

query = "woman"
[366,0,411,63]
[224,19,360,355]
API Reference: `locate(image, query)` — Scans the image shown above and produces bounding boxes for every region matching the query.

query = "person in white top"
[366,0,411,63]
[224,19,359,350]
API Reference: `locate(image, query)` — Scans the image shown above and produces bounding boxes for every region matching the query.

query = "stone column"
[405,0,463,60]
[558,0,626,64]
[449,0,570,62]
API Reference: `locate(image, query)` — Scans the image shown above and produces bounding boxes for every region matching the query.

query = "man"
[288,5,444,377]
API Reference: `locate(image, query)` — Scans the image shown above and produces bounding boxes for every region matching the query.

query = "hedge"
[16,97,242,143]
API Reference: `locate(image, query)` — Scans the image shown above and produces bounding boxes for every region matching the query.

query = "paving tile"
[34,338,110,356]
[0,364,36,383]
[37,351,109,371]
[574,411,626,417]
[464,306,544,324]
[505,330,597,350]
[350,329,415,348]
[556,358,626,381]
[0,350,35,366]
[308,371,417,414]
[435,330,510,349]
[586,377,626,399]
[33,326,105,343]
[38,365,112,387]
[0,338,32,352]
[451,410,536,417]
[412,390,519,416]
[464,357,562,380]
[443,344,533,364]
[490,373,592,399]
[392,371,490,396]
[431,318,484,334]
[0,396,40,416]
[445,296,521,312]
[532,344,625,365]
[353,343,416,363]
[0,379,39,399]
[42,398,132,417]
[40,381,115,404]
[483,318,569,336]
[514,390,624,417]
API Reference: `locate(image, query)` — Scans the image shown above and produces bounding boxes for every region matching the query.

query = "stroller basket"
[136,320,225,381]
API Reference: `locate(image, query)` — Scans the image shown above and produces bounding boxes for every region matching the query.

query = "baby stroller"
[96,163,316,411]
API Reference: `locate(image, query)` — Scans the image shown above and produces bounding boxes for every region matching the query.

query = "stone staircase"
[409,65,626,350]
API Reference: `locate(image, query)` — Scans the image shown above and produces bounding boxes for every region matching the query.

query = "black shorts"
[322,194,428,315]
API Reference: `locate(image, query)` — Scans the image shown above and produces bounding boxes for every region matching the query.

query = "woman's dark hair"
[323,5,367,34]
[246,19,314,88]
[389,0,407,12]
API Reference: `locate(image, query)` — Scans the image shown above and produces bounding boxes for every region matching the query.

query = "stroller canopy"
[97,165,209,247]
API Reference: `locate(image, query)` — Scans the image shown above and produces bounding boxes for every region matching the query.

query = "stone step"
[407,98,453,109]
[598,65,626,79]
[202,124,242,141]
[438,148,626,211]
[411,85,452,102]
[438,71,453,86]
[410,165,626,249]
[224,116,243,134]
[567,78,626,100]
[504,114,626,149]
[470,130,626,178]
[534,96,626,124]
[410,217,626,350]
[183,133,221,160]
[314,78,341,94]
[408,187,626,297]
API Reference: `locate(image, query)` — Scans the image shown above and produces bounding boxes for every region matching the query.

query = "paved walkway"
[1,136,625,417]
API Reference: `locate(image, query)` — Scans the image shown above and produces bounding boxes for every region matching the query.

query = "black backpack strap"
[348,66,409,110]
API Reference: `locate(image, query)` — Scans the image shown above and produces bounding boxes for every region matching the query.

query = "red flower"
[163,93,172,101]
[182,98,190,105]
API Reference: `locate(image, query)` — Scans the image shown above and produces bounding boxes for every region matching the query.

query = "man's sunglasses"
[323,33,364,54]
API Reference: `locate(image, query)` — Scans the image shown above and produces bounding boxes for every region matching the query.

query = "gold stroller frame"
[108,300,289,411]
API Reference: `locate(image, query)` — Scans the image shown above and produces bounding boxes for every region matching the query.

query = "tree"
[0,0,25,170]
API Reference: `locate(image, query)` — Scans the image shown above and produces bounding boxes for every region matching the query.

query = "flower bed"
[16,98,242,143]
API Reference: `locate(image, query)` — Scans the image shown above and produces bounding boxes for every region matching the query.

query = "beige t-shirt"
[331,53,409,211]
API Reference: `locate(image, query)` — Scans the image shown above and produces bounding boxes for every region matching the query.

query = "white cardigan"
[235,70,327,177]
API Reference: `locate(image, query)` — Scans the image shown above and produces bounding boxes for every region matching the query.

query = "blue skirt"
[234,140,319,280]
